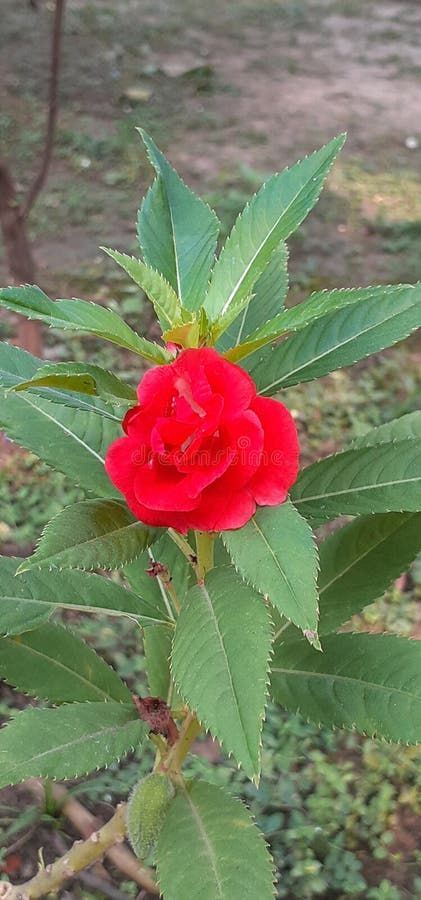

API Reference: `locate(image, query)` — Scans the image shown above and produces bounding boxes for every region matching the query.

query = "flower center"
[174,375,207,418]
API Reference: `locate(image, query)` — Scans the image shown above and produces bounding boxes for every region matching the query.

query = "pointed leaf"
[171,567,272,779]
[137,177,179,292]
[12,361,136,406]
[247,283,421,392]
[102,248,183,329]
[350,411,421,449]
[0,623,130,703]
[0,702,146,788]
[0,286,170,363]
[204,134,345,321]
[217,243,288,351]
[0,343,120,495]
[271,633,421,742]
[317,512,421,635]
[291,439,421,519]
[157,780,275,900]
[18,500,160,573]
[223,502,318,636]
[0,557,169,633]
[0,556,52,636]
[1,348,124,422]
[137,131,219,311]
[236,284,416,362]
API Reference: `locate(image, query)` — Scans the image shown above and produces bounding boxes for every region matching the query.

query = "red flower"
[105,348,299,533]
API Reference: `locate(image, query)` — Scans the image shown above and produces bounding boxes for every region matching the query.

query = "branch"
[0,803,159,899]
[22,0,66,218]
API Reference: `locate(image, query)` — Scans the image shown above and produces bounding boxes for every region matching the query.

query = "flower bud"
[127,773,175,859]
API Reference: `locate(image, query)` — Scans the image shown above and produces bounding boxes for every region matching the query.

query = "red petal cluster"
[105,348,299,533]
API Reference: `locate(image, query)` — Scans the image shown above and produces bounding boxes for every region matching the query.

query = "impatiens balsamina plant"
[1,129,421,899]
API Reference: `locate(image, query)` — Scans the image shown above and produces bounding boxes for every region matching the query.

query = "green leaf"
[237,284,415,361]
[204,134,345,321]
[291,439,421,519]
[0,556,52,636]
[0,623,130,703]
[216,243,288,351]
[125,537,189,626]
[247,283,421,392]
[223,502,319,637]
[0,286,170,364]
[137,178,178,293]
[171,567,273,779]
[317,512,421,635]
[157,780,275,900]
[0,557,168,633]
[350,411,421,449]
[18,499,160,573]
[144,625,173,699]
[12,361,136,406]
[137,131,220,311]
[102,248,183,329]
[0,702,146,788]
[271,633,421,742]
[0,343,121,495]
[1,349,124,423]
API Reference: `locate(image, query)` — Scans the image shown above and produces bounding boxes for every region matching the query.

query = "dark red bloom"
[105,348,299,533]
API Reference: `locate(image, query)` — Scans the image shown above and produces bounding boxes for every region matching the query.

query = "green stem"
[168,528,196,562]
[195,531,215,581]
[163,713,202,779]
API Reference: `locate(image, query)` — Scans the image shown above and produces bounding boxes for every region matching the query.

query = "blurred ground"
[0,1,421,897]
[1,0,421,292]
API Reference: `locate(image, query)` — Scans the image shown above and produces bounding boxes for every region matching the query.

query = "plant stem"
[1,804,158,899]
[168,528,200,576]
[195,531,215,581]
[163,712,202,778]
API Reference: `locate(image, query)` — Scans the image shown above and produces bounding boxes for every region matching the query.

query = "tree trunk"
[0,163,42,357]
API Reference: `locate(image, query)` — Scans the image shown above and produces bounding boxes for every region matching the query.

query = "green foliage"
[0,555,169,633]
[317,512,421,635]
[292,439,421,519]
[144,625,173,698]
[172,567,273,779]
[216,243,288,350]
[0,622,130,703]
[125,532,190,618]
[0,556,52,635]
[271,633,421,742]
[247,283,421,391]
[137,130,220,311]
[350,409,421,448]
[204,134,345,321]
[128,773,175,859]
[157,780,275,900]
[223,502,319,637]
[0,285,170,363]
[0,343,120,497]
[18,499,160,573]
[0,702,146,788]
[1,127,421,899]
[12,360,136,406]
[235,284,418,361]
[102,247,184,329]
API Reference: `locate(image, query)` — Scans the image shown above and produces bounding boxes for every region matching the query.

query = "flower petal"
[188,482,256,532]
[249,397,300,505]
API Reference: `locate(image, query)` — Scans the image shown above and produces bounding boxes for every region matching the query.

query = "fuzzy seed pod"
[127,773,175,860]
